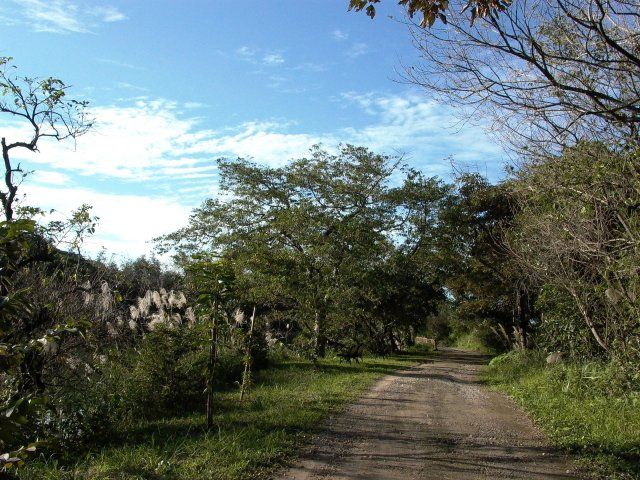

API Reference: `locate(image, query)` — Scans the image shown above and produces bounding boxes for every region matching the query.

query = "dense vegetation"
[2,0,639,477]
[485,352,640,478]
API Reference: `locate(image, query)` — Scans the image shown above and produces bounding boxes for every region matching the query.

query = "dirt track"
[274,348,578,480]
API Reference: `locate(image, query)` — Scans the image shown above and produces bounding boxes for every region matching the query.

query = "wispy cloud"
[183,101,207,109]
[338,91,503,173]
[12,92,501,178]
[5,0,126,33]
[97,58,143,70]
[291,62,326,73]
[346,42,369,59]
[236,46,286,66]
[263,53,285,66]
[4,99,215,182]
[89,5,125,22]
[332,29,349,41]
[236,46,257,58]
[22,184,191,259]
[115,82,148,92]
[31,170,70,186]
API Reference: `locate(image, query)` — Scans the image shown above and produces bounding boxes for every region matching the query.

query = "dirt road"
[274,348,577,480]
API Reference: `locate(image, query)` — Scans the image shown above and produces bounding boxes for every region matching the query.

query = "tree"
[158,145,442,357]
[403,0,640,154]
[0,58,93,472]
[419,173,532,349]
[507,142,640,360]
[0,56,92,222]
[185,257,236,428]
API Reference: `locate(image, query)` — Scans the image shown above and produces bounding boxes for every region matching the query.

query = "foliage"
[17,350,429,480]
[0,219,90,471]
[0,57,95,472]
[348,0,511,26]
[422,173,529,349]
[105,256,183,302]
[158,145,446,357]
[509,143,640,367]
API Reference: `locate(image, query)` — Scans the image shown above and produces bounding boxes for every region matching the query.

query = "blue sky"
[0,0,505,259]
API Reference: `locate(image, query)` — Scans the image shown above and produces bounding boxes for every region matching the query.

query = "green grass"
[20,348,430,480]
[483,351,640,479]
[450,330,497,355]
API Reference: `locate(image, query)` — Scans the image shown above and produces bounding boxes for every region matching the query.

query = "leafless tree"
[0,57,93,222]
[403,0,640,154]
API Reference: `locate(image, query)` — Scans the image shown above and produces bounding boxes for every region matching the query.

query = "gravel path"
[274,348,578,480]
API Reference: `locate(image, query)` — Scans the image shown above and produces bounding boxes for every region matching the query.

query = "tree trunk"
[1,138,17,223]
[314,309,326,358]
[516,287,530,349]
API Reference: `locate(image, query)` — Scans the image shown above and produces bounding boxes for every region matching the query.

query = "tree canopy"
[158,145,447,356]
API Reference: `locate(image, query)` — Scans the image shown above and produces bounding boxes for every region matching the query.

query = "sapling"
[239,306,256,401]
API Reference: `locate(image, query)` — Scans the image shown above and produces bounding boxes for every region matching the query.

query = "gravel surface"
[274,348,578,480]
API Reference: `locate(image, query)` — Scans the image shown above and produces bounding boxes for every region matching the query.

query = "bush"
[534,285,602,360]
[34,326,252,453]
[126,327,206,416]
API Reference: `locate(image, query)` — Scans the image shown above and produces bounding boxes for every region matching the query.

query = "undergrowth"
[18,347,430,480]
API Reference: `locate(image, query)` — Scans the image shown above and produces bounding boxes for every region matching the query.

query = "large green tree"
[159,145,444,357]
[417,173,530,348]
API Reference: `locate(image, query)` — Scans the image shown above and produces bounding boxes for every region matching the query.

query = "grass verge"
[19,348,430,480]
[483,351,640,479]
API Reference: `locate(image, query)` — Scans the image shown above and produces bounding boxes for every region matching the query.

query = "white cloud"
[6,0,126,33]
[89,5,126,22]
[2,91,503,258]
[263,53,285,66]
[332,29,349,41]
[97,58,144,70]
[184,101,206,109]
[236,46,257,58]
[236,46,286,67]
[4,92,501,180]
[4,99,217,181]
[346,42,369,58]
[338,91,503,173]
[184,121,335,167]
[30,170,70,185]
[22,184,191,260]
[291,62,326,73]
[115,81,148,92]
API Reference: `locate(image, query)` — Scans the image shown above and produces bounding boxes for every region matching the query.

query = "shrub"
[33,326,252,453]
